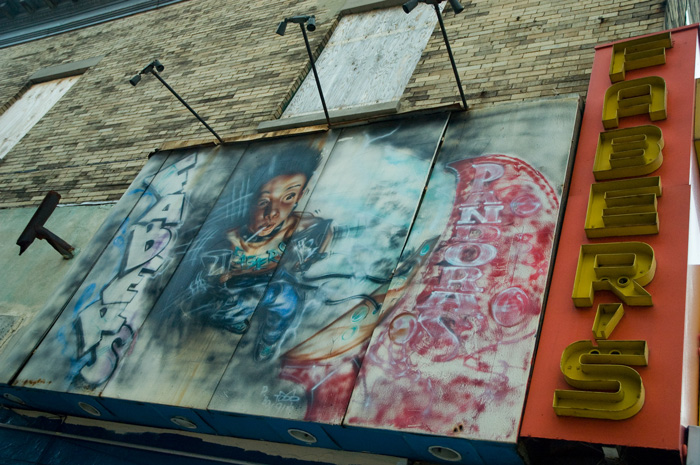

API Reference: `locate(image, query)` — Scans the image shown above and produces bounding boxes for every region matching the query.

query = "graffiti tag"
[72,155,196,386]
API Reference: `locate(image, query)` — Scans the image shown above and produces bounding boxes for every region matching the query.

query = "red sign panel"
[521,25,700,452]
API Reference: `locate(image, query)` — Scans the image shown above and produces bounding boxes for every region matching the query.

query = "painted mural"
[208,116,449,423]
[10,103,580,447]
[14,146,246,392]
[101,134,338,406]
[13,116,449,418]
[345,99,580,442]
[0,156,164,384]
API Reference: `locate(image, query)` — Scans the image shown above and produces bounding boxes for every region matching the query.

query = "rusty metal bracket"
[16,191,74,259]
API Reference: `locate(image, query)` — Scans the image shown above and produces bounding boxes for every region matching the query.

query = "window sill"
[257,100,400,133]
[339,0,405,15]
[29,56,104,83]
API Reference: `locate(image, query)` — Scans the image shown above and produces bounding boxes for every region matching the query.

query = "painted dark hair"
[251,145,322,195]
[219,142,324,229]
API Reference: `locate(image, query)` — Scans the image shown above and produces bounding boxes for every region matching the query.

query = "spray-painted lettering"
[73,155,196,386]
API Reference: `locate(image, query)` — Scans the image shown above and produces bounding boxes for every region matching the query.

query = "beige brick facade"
[0,0,666,208]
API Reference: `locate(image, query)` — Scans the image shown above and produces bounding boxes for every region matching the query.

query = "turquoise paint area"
[0,204,113,341]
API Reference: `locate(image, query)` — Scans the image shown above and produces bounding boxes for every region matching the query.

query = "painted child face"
[249,173,307,237]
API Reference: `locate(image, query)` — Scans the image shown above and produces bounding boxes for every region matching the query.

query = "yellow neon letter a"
[602,77,667,129]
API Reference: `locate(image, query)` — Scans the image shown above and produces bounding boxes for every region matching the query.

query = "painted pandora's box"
[346,100,578,442]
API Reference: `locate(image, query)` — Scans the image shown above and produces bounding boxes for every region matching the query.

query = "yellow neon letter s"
[553,340,648,420]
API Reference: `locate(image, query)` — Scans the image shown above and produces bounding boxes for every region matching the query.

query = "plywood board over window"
[276,4,440,126]
[0,75,80,160]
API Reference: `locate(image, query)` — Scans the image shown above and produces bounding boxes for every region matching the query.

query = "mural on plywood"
[181,147,331,335]
[208,116,449,424]
[345,98,581,442]
[101,134,338,406]
[15,146,245,392]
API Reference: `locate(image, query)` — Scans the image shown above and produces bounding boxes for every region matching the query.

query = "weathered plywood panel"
[101,132,339,408]
[345,98,581,442]
[208,115,449,424]
[0,76,80,160]
[15,146,243,394]
[281,4,439,118]
[0,153,167,384]
[0,205,112,374]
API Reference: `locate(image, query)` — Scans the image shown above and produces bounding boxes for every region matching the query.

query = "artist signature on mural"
[261,385,301,403]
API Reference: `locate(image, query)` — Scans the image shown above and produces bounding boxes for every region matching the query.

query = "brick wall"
[403,0,666,109]
[0,0,666,208]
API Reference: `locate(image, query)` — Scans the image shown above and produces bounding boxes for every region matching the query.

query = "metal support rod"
[300,23,331,127]
[150,71,224,144]
[433,3,468,110]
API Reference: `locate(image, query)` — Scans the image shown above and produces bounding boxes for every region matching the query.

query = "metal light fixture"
[402,0,420,13]
[129,59,224,144]
[275,20,288,36]
[448,0,464,14]
[306,15,316,31]
[276,15,331,127]
[403,0,468,110]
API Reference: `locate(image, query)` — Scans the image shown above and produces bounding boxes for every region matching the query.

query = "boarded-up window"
[281,4,439,119]
[0,75,80,160]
